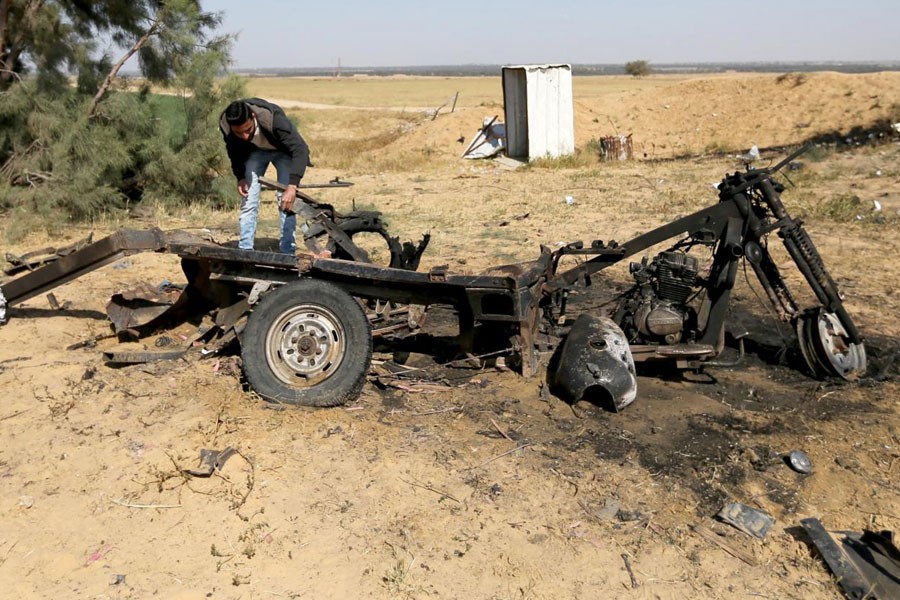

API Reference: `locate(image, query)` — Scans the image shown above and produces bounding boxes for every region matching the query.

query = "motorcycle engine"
[627,251,699,344]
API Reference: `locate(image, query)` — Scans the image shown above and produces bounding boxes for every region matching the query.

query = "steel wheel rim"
[264,303,346,387]
[812,311,866,379]
[799,309,866,380]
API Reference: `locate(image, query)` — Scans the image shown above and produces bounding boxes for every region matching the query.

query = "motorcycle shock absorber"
[758,178,862,344]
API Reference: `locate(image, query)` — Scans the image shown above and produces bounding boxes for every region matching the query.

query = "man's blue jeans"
[239,149,301,254]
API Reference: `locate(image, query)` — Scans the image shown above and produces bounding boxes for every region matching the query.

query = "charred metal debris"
[0,147,868,408]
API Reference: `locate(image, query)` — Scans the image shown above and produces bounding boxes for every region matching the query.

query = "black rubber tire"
[241,279,372,406]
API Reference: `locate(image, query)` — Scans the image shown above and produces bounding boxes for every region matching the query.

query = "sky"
[206,0,900,69]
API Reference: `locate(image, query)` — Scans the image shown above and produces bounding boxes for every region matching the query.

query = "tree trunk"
[87,15,160,118]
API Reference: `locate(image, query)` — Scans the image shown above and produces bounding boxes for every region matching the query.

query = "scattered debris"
[595,498,621,521]
[737,144,761,164]
[462,115,506,159]
[84,544,114,566]
[621,553,640,588]
[599,134,633,161]
[717,502,774,539]
[691,523,758,566]
[801,517,900,600]
[184,447,236,478]
[787,450,813,474]
[102,349,187,364]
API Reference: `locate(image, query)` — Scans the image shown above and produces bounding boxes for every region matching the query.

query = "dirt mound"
[385,72,900,163]
[577,71,900,158]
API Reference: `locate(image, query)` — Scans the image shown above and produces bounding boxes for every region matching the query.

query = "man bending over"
[220,98,313,254]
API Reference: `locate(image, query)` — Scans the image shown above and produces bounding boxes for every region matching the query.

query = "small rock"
[617,510,645,522]
[595,498,621,521]
[19,495,34,508]
[835,456,861,471]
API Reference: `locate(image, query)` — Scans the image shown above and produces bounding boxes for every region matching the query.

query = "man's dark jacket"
[219,98,311,186]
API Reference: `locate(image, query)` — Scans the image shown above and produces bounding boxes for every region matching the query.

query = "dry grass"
[246,75,503,109]
[245,74,696,110]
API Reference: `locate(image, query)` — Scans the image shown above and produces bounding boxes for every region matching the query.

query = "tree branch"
[0,0,10,71]
[87,14,161,118]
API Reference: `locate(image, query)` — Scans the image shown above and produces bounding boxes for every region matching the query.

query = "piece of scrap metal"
[3,233,94,276]
[106,281,186,333]
[102,349,187,364]
[841,530,900,599]
[184,447,237,477]
[787,450,813,474]
[259,176,353,190]
[548,313,637,411]
[717,503,774,539]
[801,517,873,600]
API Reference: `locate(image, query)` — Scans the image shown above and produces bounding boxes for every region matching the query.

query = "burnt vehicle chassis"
[0,148,866,408]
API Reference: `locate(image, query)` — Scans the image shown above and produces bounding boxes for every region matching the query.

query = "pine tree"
[0,1,242,228]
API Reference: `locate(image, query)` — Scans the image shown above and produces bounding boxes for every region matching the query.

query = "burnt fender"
[548,314,637,411]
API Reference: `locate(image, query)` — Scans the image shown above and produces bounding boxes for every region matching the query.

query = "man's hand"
[280,184,297,214]
[237,179,250,197]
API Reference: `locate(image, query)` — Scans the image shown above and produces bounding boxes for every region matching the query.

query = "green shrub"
[625,60,651,77]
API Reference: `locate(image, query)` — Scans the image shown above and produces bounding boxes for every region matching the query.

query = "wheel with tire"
[241,279,372,406]
[795,307,866,380]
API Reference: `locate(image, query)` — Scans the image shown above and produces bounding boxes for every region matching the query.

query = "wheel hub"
[296,334,318,356]
[265,305,347,387]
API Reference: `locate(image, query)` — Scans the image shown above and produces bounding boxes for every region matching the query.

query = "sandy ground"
[1,72,899,599]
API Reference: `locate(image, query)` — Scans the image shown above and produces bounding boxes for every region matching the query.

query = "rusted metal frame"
[305,259,518,294]
[516,301,542,377]
[1,229,167,306]
[545,201,744,364]
[303,212,387,240]
[549,201,743,292]
[316,216,371,263]
[102,349,188,364]
[303,258,547,364]
[167,242,298,269]
[629,343,717,362]
[696,217,743,350]
[3,233,94,276]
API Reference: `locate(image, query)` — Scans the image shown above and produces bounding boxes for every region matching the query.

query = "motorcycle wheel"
[796,307,866,380]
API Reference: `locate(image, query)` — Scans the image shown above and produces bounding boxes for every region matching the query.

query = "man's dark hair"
[224,100,252,125]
